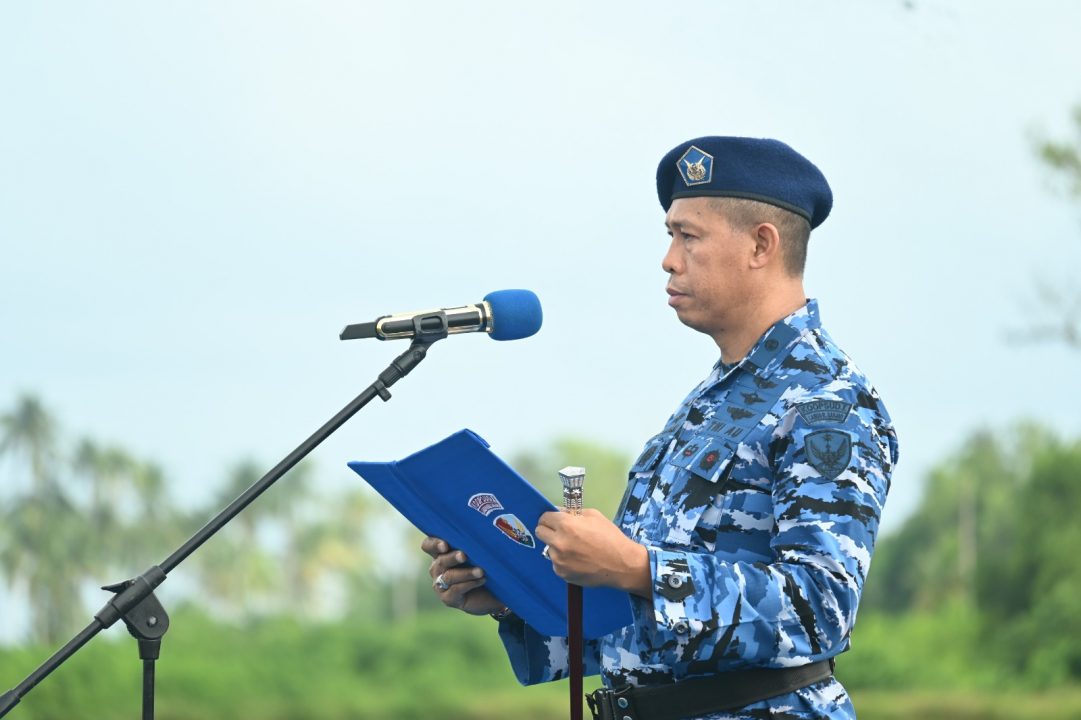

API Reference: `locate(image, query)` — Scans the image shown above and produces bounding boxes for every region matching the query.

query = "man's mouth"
[666,287,687,306]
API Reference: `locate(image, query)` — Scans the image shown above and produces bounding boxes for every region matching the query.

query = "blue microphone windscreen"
[484,289,543,341]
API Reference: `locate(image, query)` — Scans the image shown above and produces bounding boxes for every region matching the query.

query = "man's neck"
[714,286,806,365]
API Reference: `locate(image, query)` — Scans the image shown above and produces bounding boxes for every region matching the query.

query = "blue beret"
[656,136,833,229]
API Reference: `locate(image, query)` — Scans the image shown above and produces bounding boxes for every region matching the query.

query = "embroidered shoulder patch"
[796,400,853,425]
[804,429,852,480]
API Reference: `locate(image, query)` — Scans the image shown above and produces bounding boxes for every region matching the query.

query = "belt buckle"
[586,686,636,720]
[586,688,606,720]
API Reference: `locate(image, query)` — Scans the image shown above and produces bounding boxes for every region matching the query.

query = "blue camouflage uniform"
[498,299,899,719]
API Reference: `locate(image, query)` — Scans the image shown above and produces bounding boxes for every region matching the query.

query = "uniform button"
[617,697,629,708]
[674,621,689,634]
[765,339,779,351]
[666,575,684,589]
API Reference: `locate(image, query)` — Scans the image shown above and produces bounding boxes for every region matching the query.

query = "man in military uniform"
[422,136,899,719]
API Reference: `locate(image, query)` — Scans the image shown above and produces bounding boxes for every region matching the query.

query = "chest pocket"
[630,432,671,476]
[615,432,673,527]
[643,433,738,547]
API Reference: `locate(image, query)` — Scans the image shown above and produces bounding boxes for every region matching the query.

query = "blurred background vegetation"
[2,105,1080,720]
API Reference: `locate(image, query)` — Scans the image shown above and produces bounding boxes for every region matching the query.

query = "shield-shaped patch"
[804,429,852,480]
[493,513,536,548]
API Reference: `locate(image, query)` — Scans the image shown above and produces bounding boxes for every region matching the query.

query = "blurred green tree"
[863,424,1081,685]
[1,394,59,494]
[0,395,89,644]
[1018,103,1081,349]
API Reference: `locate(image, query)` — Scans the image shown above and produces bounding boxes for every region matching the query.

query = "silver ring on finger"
[434,573,450,591]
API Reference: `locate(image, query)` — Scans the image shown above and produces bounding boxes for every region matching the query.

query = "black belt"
[586,660,834,720]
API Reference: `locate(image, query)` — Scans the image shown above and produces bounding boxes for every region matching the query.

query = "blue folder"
[348,429,633,639]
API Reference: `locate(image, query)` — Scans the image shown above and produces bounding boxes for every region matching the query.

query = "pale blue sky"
[2,2,1080,632]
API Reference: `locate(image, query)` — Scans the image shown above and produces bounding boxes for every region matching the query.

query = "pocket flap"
[668,435,736,484]
[629,432,671,475]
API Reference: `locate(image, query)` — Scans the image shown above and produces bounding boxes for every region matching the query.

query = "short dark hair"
[710,197,811,277]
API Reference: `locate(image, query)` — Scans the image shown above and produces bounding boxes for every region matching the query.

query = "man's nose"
[662,238,681,274]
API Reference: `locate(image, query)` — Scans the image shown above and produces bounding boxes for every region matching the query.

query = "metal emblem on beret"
[805,429,852,480]
[677,146,713,187]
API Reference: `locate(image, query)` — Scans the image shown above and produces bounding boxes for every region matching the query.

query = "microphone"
[339,289,542,342]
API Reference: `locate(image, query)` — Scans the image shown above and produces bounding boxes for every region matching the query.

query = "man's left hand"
[535,508,652,598]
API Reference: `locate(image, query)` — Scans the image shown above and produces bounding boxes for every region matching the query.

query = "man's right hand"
[421,536,506,616]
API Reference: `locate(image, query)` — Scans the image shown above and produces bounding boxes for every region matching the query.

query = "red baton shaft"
[559,466,586,720]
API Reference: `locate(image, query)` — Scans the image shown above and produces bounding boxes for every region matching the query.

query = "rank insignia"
[682,442,700,458]
[677,146,713,187]
[493,513,535,548]
[805,429,852,480]
[699,449,721,471]
[727,406,753,421]
[468,493,504,517]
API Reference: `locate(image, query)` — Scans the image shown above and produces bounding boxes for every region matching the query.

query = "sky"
[2,1,1081,635]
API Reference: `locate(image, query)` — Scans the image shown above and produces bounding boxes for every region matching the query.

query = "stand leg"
[143,659,155,720]
[139,639,160,720]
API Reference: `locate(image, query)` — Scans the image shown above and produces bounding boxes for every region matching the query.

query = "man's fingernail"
[438,542,447,553]
[472,568,483,578]
[457,552,465,562]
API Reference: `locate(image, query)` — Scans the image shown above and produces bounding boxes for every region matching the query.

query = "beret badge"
[677,145,713,187]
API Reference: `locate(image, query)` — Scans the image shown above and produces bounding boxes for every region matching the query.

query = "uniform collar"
[718,299,821,379]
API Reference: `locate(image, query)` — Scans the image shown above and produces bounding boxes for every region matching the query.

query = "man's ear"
[749,222,782,270]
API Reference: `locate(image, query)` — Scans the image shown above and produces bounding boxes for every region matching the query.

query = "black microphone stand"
[0,315,451,719]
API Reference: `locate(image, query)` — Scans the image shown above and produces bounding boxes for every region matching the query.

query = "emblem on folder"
[468,493,504,516]
[493,513,535,548]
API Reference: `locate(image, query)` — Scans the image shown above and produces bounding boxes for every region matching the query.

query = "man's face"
[662,197,754,341]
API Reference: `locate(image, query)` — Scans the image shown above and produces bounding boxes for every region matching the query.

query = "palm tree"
[0,394,59,494]
[0,396,90,644]
[190,460,280,620]
[0,487,91,644]
[72,439,136,570]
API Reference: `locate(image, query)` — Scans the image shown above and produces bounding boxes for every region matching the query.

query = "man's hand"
[535,508,652,598]
[421,536,506,616]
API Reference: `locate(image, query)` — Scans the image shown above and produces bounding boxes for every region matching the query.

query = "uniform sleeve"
[647,390,898,666]
[496,614,603,685]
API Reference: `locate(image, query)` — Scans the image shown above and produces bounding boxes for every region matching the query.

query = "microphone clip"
[340,311,450,343]
[409,311,450,343]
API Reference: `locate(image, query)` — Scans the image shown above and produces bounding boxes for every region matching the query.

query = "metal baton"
[558,466,586,720]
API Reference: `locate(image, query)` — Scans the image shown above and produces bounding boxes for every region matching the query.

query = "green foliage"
[0,394,381,644]
[1036,104,1081,199]
[863,423,1081,687]
[838,604,1007,690]
[0,607,570,720]
[3,609,1081,720]
[1024,102,1081,349]
[848,688,1081,720]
